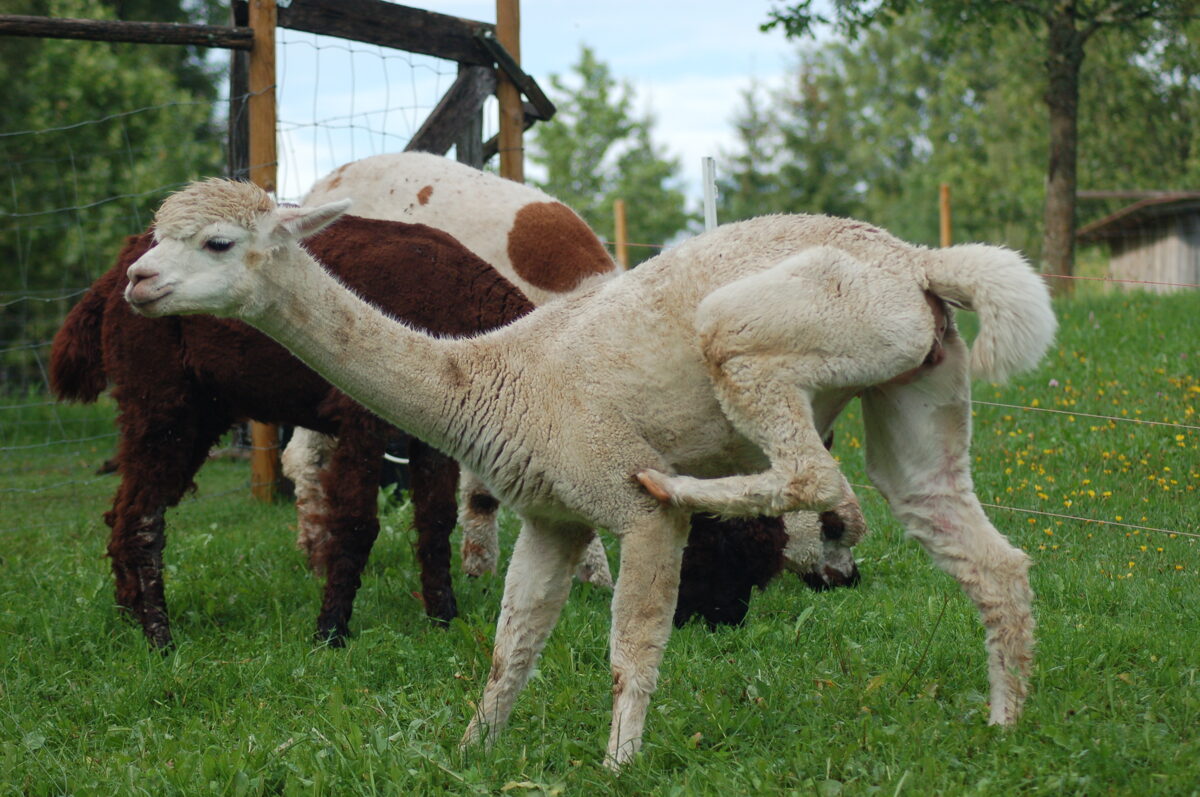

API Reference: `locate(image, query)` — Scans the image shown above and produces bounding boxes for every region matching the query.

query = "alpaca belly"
[646,409,770,479]
[669,421,768,477]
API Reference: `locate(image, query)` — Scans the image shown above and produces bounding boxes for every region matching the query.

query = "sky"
[272,1,812,205]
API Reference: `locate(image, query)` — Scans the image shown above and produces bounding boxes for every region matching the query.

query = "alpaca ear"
[272,199,352,243]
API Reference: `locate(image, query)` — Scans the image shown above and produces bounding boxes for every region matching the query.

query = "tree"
[1076,19,1200,207]
[718,58,869,223]
[528,46,690,265]
[0,0,227,388]
[723,10,1048,251]
[717,83,789,221]
[764,0,1200,285]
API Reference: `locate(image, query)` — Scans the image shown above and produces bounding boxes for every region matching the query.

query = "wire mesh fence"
[0,26,476,531]
[0,13,1195,559]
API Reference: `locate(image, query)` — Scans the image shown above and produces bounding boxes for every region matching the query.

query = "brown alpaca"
[50,216,533,648]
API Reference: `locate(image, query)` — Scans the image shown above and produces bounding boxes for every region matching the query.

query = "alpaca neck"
[248,247,471,454]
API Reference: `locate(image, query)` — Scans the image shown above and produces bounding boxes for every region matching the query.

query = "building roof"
[1076,192,1200,242]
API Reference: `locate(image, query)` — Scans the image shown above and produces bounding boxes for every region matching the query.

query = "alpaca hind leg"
[313,418,386,645]
[861,340,1033,725]
[461,519,592,750]
[408,438,459,625]
[606,509,690,767]
[107,412,228,648]
[642,249,930,520]
[639,358,843,517]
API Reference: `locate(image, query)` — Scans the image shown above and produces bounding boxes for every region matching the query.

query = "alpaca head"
[125,178,351,319]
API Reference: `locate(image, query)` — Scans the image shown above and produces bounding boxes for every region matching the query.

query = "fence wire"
[0,27,1195,551]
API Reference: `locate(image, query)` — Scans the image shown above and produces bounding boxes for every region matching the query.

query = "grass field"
[1,288,1197,795]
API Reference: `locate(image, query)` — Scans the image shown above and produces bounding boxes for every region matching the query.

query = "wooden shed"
[1077,193,1200,292]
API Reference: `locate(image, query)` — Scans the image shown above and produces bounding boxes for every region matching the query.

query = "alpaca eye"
[204,238,234,253]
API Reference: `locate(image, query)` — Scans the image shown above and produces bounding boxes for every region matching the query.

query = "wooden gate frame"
[0,0,556,499]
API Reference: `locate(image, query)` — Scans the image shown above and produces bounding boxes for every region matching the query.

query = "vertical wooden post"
[248,0,279,500]
[939,182,952,248]
[248,0,277,193]
[227,2,250,180]
[613,198,629,269]
[456,64,485,169]
[496,0,523,182]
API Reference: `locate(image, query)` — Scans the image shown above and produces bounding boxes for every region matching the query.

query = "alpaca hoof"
[422,589,458,627]
[636,470,673,503]
[146,625,174,652]
[315,621,349,648]
[987,703,1021,727]
[460,540,497,577]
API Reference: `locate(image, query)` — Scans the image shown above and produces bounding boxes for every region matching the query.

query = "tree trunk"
[1041,6,1087,293]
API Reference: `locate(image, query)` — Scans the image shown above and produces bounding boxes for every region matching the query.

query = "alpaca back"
[307,215,534,337]
[49,247,127,402]
[303,152,616,305]
[509,213,1050,439]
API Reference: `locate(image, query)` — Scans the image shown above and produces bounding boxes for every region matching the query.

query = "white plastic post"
[701,156,718,232]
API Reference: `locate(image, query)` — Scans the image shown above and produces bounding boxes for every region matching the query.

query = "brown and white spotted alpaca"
[307,151,618,306]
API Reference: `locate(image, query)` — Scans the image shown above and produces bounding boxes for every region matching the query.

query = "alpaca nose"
[125,264,167,308]
[128,266,158,287]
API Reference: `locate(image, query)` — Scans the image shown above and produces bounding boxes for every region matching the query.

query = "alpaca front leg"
[107,412,228,649]
[461,519,592,750]
[606,510,690,768]
[107,504,170,647]
[313,420,387,645]
[861,341,1034,725]
[458,470,612,588]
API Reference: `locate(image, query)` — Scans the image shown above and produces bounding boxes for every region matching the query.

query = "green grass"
[1,289,1197,795]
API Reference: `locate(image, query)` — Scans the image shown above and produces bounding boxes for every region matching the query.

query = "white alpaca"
[295,152,863,588]
[288,152,619,584]
[126,180,1055,767]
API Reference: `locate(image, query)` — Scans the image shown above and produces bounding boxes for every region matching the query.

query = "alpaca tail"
[924,244,1057,383]
[49,265,120,402]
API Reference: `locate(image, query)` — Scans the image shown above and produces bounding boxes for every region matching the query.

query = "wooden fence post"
[248,0,277,193]
[939,182,952,248]
[228,2,250,179]
[496,0,522,182]
[248,0,279,501]
[456,65,486,169]
[613,198,629,269]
